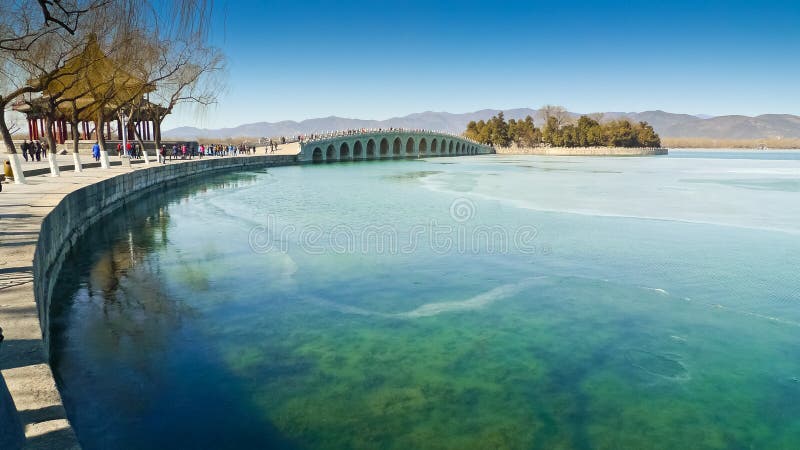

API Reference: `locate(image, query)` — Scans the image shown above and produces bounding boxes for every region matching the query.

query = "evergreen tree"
[542,116,560,146]
[465,112,660,148]
[634,121,661,147]
[465,120,480,141]
[521,116,540,147]
[491,112,511,147]
[476,119,491,144]
[576,116,601,146]
[508,119,518,145]
[604,120,637,147]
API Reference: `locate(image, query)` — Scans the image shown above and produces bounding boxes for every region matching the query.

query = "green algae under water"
[50,152,800,449]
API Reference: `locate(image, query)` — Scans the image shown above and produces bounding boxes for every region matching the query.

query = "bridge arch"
[449,141,454,154]
[313,147,323,163]
[353,141,363,159]
[380,138,389,157]
[405,137,415,156]
[456,143,462,154]
[340,142,350,160]
[326,144,336,161]
[431,139,438,154]
[367,139,376,159]
[393,137,402,157]
[419,138,427,156]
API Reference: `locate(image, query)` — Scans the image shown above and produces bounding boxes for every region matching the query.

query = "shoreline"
[493,147,668,156]
[667,147,800,152]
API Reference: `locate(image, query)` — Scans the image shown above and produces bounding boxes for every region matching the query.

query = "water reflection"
[50,171,295,449]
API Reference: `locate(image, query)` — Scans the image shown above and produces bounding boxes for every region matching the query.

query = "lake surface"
[51,150,800,449]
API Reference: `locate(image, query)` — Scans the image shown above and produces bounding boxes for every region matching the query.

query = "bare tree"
[0,2,65,181]
[588,112,605,123]
[34,0,108,35]
[539,105,571,127]
[123,1,223,154]
[12,6,120,175]
[1,0,219,181]
[0,0,109,181]
[83,0,219,162]
[146,45,224,152]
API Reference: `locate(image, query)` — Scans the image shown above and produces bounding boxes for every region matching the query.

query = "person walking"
[35,141,42,161]
[92,141,101,161]
[21,140,29,162]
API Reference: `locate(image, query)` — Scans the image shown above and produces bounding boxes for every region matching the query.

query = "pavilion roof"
[35,35,155,119]
[13,97,165,122]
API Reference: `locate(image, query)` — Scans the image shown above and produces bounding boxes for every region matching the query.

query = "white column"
[48,152,60,177]
[72,152,83,172]
[100,150,110,169]
[7,152,26,184]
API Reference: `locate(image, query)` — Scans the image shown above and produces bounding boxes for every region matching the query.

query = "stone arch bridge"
[297,130,493,163]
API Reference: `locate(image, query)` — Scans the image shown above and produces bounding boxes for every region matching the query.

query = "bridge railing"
[299,128,484,147]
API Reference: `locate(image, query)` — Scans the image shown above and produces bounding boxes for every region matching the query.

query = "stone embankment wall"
[494,146,668,156]
[33,155,295,350]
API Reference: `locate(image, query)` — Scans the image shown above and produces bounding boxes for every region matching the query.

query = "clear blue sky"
[165,0,800,129]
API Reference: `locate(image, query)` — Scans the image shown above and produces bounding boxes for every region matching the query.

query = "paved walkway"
[0,149,297,449]
[9,142,300,176]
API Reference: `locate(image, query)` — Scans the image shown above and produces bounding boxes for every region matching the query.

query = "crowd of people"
[82,140,264,164]
[297,128,403,143]
[296,127,479,145]
[156,142,258,164]
[17,140,49,162]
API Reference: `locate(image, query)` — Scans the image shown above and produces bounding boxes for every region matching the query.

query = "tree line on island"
[464,106,661,148]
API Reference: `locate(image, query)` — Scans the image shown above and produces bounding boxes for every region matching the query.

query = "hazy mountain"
[164,109,800,141]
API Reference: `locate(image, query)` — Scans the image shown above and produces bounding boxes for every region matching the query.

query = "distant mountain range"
[164,109,800,141]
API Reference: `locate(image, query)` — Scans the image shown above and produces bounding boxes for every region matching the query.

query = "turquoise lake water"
[50,150,800,449]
